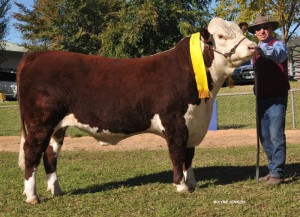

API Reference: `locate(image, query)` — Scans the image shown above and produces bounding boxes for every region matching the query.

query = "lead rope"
[205,37,247,66]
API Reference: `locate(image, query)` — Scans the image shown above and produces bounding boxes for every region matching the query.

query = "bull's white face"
[207,18,257,80]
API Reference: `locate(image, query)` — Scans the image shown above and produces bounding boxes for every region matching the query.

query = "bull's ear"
[200,28,212,45]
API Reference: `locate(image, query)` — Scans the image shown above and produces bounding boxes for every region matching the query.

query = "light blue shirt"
[258,37,288,64]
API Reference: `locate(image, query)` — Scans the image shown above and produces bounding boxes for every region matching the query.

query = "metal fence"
[289,45,300,78]
[216,89,300,130]
[0,89,299,136]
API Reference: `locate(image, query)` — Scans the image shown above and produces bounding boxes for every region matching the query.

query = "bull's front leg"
[183,147,197,192]
[163,115,190,192]
[169,147,189,192]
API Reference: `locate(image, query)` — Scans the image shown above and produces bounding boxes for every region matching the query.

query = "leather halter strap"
[205,37,247,65]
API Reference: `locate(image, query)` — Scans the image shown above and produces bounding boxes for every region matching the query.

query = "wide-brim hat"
[248,14,279,34]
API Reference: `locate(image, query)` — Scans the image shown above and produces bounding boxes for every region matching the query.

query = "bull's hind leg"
[183,147,197,192]
[23,129,53,204]
[43,128,67,196]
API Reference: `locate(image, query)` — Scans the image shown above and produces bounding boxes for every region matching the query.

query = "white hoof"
[173,179,189,192]
[47,173,63,196]
[47,185,63,196]
[26,196,40,205]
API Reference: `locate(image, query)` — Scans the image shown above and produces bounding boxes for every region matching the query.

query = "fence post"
[289,47,295,79]
[290,90,295,129]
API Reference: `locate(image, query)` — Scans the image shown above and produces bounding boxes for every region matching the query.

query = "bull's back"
[18,51,172,97]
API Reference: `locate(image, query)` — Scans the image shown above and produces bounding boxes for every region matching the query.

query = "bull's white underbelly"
[54,101,213,147]
[54,113,166,145]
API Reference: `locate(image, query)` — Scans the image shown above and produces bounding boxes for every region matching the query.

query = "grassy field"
[1,144,300,216]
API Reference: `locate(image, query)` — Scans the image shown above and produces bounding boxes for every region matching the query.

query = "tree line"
[12,0,212,57]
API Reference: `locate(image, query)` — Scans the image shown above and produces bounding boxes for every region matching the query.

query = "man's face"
[255,24,273,42]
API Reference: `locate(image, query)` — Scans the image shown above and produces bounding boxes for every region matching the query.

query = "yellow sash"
[189,32,210,98]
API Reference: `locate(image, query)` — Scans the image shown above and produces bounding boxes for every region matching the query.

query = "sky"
[5,0,34,44]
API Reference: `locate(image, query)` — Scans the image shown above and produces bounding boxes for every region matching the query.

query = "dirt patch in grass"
[1,129,300,152]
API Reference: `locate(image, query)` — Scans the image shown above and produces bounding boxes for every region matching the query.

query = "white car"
[0,69,17,100]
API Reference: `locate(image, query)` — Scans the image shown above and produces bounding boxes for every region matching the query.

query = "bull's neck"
[174,36,226,100]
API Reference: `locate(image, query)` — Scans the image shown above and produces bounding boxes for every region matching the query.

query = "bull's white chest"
[184,100,214,147]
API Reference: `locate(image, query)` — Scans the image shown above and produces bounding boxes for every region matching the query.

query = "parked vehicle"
[231,60,255,85]
[0,68,17,100]
[223,60,255,86]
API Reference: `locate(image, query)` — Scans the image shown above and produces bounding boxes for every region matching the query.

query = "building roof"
[2,41,27,52]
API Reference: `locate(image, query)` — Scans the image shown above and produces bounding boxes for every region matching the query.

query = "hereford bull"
[17,17,256,204]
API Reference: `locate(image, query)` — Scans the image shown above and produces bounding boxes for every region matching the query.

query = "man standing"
[248,14,290,186]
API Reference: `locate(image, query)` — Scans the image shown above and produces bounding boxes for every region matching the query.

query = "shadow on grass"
[70,163,300,195]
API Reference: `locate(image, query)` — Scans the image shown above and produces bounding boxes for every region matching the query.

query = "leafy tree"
[13,0,124,53]
[0,0,10,50]
[100,0,212,57]
[214,0,300,43]
[13,0,212,57]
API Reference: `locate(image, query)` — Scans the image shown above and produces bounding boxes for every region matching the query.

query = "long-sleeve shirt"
[258,38,288,64]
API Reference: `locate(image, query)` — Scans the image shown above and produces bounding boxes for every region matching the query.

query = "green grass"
[0,103,20,136]
[1,144,300,216]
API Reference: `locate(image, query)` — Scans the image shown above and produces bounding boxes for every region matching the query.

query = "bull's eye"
[218,34,225,40]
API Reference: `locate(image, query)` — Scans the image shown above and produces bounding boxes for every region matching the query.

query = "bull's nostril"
[248,46,257,50]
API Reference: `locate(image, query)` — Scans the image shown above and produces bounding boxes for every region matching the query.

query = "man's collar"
[260,36,274,45]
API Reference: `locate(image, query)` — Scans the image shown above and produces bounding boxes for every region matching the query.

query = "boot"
[258,174,271,182]
[264,177,284,187]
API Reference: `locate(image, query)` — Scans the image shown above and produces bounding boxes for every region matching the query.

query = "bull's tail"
[18,125,26,170]
[17,56,28,170]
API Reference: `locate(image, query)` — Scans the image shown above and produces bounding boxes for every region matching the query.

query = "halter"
[205,37,247,65]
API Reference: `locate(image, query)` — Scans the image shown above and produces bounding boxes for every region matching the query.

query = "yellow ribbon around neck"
[189,32,210,99]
